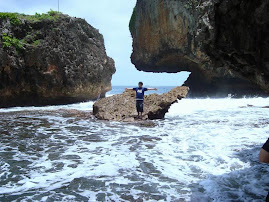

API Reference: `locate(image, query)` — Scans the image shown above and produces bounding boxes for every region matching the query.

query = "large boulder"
[0,11,115,107]
[93,86,189,122]
[130,0,269,97]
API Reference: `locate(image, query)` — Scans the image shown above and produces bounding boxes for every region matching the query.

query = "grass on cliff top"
[0,10,62,25]
[18,10,62,22]
[0,10,59,52]
[0,12,21,25]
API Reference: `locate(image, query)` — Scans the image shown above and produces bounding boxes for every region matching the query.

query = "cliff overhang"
[130,0,269,97]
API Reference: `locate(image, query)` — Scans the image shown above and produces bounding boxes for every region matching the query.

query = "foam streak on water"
[0,98,268,201]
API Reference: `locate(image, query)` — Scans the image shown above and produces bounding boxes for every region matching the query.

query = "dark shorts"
[136,100,144,112]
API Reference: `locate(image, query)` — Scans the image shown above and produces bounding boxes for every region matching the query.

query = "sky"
[0,0,190,86]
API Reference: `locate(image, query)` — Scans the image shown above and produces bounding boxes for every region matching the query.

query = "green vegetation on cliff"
[0,13,21,25]
[184,0,201,10]
[0,10,62,25]
[19,10,62,22]
[0,10,63,50]
[1,33,23,50]
[32,39,41,46]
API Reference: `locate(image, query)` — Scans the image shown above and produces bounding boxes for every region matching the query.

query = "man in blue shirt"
[125,82,157,119]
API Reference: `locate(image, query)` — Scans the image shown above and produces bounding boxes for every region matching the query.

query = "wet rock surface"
[130,0,269,97]
[0,12,115,108]
[93,86,189,122]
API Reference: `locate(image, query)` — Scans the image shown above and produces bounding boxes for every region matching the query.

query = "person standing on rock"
[125,82,157,119]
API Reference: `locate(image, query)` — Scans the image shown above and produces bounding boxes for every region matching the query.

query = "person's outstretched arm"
[147,88,157,91]
[125,88,135,91]
[259,138,269,163]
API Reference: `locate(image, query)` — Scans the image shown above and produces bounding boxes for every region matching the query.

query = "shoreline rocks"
[93,86,189,122]
[0,12,115,108]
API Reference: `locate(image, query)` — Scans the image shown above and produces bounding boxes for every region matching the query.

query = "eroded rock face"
[93,86,189,122]
[130,0,269,97]
[0,12,115,107]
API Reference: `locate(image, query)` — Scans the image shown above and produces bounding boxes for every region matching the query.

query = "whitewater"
[0,93,268,201]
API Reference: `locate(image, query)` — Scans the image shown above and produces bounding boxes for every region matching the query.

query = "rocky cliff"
[0,11,115,107]
[130,0,269,97]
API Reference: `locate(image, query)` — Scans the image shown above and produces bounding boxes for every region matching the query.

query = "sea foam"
[0,97,268,201]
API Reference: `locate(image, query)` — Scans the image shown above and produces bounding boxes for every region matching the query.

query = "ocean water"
[0,86,268,201]
[106,86,176,96]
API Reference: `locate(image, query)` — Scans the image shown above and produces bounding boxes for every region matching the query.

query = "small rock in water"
[137,121,157,128]
[57,109,94,119]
